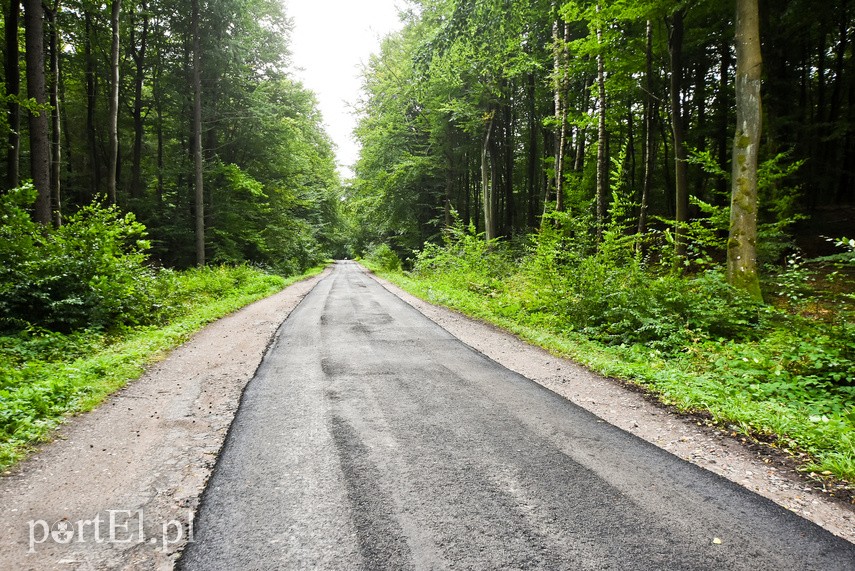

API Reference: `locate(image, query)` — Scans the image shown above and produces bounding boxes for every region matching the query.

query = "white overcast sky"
[285,0,405,179]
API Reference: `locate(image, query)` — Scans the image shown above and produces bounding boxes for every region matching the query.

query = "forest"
[353,0,855,485]
[0,0,343,270]
[0,0,341,467]
[0,0,853,485]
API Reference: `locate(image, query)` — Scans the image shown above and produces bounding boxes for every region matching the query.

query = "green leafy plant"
[0,187,155,332]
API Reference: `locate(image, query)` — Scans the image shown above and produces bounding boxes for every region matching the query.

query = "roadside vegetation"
[0,186,325,470]
[363,226,855,483]
[350,1,855,486]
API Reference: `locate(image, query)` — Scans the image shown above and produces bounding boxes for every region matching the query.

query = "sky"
[285,0,405,179]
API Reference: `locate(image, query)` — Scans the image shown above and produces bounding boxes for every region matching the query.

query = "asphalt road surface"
[178,261,855,570]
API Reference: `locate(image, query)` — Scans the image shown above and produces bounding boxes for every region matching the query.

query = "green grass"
[366,261,855,485]
[0,264,326,471]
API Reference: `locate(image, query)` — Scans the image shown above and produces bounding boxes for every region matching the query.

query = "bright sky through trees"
[286,0,404,178]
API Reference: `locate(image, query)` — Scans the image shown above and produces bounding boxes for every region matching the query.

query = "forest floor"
[0,263,852,570]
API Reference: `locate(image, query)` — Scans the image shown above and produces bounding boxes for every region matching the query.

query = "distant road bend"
[179,261,855,570]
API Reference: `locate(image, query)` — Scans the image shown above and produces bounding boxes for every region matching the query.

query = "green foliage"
[364,244,403,272]
[0,187,155,332]
[0,264,324,471]
[384,224,855,480]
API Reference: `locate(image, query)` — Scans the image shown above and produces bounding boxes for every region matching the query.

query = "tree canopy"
[350,0,854,292]
[2,0,344,272]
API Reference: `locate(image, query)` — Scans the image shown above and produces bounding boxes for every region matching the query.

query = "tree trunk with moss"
[727,0,763,301]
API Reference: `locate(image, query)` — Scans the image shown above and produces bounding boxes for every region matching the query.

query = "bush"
[365,243,403,272]
[0,186,155,332]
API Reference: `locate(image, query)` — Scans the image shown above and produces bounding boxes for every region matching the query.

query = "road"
[178,261,855,570]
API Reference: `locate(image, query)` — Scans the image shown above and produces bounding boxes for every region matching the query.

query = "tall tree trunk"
[716,37,731,200]
[669,8,689,264]
[573,75,591,173]
[152,17,164,203]
[526,72,538,228]
[727,0,763,301]
[130,1,148,200]
[828,2,849,126]
[106,0,121,204]
[503,100,515,232]
[638,20,655,240]
[481,112,496,241]
[463,150,470,226]
[595,4,607,240]
[85,10,100,197]
[59,40,72,184]
[192,0,205,265]
[5,0,20,190]
[692,59,708,200]
[23,0,50,223]
[444,149,453,228]
[46,1,61,226]
[553,14,567,212]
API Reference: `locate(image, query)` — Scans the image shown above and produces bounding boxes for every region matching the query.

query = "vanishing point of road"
[179,261,855,570]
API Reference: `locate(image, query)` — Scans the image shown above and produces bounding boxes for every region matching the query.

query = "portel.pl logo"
[28,509,193,553]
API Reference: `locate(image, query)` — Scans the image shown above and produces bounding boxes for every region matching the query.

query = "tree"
[46,0,62,226]
[23,0,51,224]
[552,6,568,212]
[727,0,762,301]
[668,7,689,263]
[5,0,21,191]
[192,0,204,265]
[128,0,149,200]
[595,2,607,238]
[106,0,121,204]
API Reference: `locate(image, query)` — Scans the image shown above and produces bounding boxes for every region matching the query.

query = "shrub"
[365,243,403,272]
[0,186,155,332]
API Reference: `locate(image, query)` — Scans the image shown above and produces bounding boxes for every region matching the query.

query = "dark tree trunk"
[669,8,689,263]
[130,1,149,200]
[85,11,100,197]
[106,0,121,204]
[192,0,205,265]
[503,101,514,232]
[638,20,655,241]
[24,0,50,223]
[526,72,538,228]
[716,38,731,200]
[5,0,20,190]
[46,2,62,226]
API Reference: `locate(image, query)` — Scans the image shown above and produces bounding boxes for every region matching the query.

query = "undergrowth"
[0,265,326,471]
[365,219,855,482]
[0,187,327,470]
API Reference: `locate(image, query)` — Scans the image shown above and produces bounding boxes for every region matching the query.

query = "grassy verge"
[365,261,855,486]
[0,264,325,471]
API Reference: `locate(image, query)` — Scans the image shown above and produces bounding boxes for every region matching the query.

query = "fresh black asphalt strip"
[178,261,855,570]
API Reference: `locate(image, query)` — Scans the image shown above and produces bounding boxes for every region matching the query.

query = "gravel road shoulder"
[365,266,855,545]
[0,269,328,570]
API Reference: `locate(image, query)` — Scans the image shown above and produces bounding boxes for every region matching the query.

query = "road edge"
[360,264,855,544]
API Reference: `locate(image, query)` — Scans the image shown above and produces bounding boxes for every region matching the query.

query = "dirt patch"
[366,267,855,545]
[0,269,327,570]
